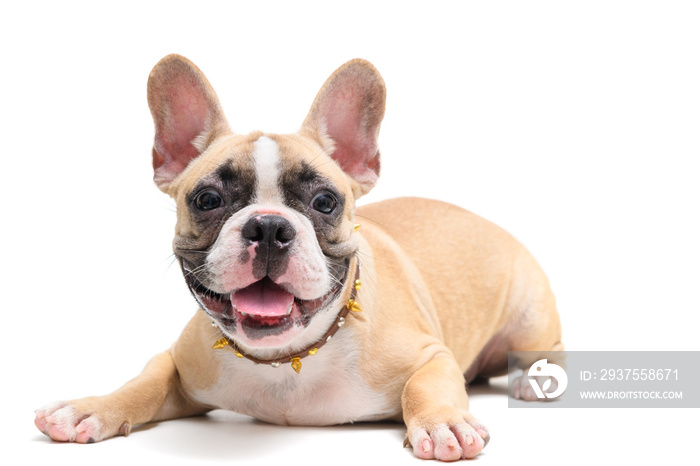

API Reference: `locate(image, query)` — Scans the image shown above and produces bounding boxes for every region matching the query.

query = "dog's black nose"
[242,215,296,252]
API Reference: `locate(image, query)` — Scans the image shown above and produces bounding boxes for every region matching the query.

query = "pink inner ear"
[323,88,379,186]
[152,77,213,185]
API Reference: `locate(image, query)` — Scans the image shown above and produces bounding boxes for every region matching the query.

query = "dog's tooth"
[286,303,293,316]
[240,311,249,317]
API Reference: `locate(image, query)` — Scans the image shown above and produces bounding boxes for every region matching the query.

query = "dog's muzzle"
[242,214,296,280]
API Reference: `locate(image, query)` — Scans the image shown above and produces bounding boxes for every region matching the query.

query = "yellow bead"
[212,338,229,349]
[235,351,244,358]
[354,224,362,232]
[308,348,319,356]
[347,299,362,312]
[291,357,302,374]
[355,279,361,290]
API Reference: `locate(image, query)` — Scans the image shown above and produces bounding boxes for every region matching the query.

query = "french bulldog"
[34,55,563,461]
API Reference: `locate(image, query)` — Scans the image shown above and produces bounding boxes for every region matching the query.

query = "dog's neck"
[212,258,362,374]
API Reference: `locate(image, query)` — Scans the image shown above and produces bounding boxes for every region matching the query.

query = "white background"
[2,1,699,464]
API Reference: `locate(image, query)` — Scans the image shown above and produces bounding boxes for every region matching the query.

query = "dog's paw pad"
[35,402,106,443]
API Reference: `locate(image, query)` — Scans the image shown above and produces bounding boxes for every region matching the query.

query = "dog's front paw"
[405,407,489,461]
[34,400,130,443]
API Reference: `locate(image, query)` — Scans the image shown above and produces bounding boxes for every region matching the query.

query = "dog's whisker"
[163,255,180,273]
[187,263,209,277]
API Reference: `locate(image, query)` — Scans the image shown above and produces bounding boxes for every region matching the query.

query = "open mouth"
[183,272,343,344]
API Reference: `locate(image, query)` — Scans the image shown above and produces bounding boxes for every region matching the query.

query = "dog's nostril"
[250,226,264,243]
[275,225,295,245]
[242,219,264,243]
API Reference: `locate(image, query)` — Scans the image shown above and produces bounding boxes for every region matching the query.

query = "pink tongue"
[231,278,294,317]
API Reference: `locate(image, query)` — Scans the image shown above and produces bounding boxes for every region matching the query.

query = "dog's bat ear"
[300,59,386,197]
[147,54,231,191]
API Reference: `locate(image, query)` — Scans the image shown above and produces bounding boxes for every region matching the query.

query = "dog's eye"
[194,190,223,211]
[311,193,337,214]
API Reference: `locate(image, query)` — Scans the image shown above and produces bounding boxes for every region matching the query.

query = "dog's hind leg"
[504,278,566,400]
[34,350,208,443]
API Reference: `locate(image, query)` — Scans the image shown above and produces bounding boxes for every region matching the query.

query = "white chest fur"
[190,330,393,426]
